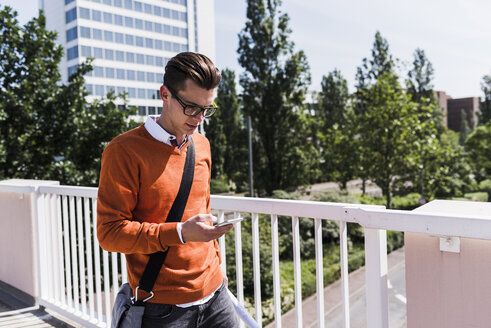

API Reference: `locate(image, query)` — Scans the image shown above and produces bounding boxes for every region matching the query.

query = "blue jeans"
[141,283,239,328]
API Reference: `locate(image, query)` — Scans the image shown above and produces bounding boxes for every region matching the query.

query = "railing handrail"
[2,183,490,239]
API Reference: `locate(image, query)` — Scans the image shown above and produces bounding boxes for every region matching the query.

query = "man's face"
[159,79,215,142]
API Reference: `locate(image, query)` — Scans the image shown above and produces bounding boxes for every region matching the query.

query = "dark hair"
[163,52,221,92]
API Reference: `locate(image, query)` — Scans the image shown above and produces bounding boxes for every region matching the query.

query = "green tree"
[354,31,396,195]
[317,70,358,188]
[0,7,136,185]
[237,0,318,194]
[479,75,491,125]
[465,123,491,182]
[459,109,472,145]
[360,71,422,208]
[205,69,249,191]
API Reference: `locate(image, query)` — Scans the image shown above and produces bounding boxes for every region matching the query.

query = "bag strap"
[136,137,195,299]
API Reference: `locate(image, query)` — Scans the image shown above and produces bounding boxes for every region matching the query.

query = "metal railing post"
[364,228,389,328]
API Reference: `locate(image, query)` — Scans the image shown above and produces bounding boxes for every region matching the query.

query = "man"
[97,52,239,327]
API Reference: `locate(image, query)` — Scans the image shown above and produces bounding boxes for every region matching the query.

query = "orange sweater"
[97,125,223,304]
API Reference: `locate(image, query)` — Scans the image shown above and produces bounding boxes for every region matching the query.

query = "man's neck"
[157,115,186,145]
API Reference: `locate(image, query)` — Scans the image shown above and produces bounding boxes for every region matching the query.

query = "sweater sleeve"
[96,142,182,254]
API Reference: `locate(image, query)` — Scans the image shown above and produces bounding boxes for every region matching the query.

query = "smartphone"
[215,217,244,227]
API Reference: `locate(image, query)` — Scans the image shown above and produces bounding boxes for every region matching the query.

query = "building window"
[94,66,104,77]
[93,29,102,40]
[137,71,145,81]
[172,26,179,36]
[103,12,112,23]
[128,88,136,98]
[67,46,78,60]
[117,86,126,95]
[145,55,154,66]
[116,69,125,80]
[124,0,132,9]
[136,54,144,64]
[79,7,90,19]
[106,86,116,94]
[126,52,135,63]
[155,40,162,50]
[148,106,156,115]
[154,23,162,34]
[104,31,114,42]
[95,85,105,96]
[146,72,155,83]
[156,57,163,67]
[103,0,112,5]
[145,21,153,31]
[172,10,179,20]
[93,47,103,58]
[153,6,161,16]
[105,67,115,78]
[115,32,124,43]
[66,26,78,42]
[144,3,152,14]
[134,1,142,12]
[86,84,93,95]
[116,51,125,62]
[68,65,78,77]
[92,0,101,3]
[114,0,123,8]
[127,70,136,80]
[80,26,90,38]
[163,8,170,18]
[180,28,187,38]
[125,34,134,45]
[114,14,123,25]
[135,19,143,30]
[145,38,153,48]
[124,16,133,28]
[65,0,75,4]
[66,8,77,23]
[92,10,102,22]
[180,12,187,21]
[81,46,91,57]
[138,106,146,115]
[105,49,114,60]
[164,41,171,51]
[135,36,143,47]
[148,89,159,99]
[163,25,170,34]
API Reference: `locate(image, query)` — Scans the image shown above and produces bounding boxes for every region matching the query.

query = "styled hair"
[163,52,221,92]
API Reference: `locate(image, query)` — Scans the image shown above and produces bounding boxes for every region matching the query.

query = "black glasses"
[166,86,217,118]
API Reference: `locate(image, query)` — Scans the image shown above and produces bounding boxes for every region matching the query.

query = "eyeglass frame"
[165,85,217,118]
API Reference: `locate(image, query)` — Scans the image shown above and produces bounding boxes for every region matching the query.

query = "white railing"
[2,184,491,328]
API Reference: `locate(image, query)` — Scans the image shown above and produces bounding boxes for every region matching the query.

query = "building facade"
[40,0,215,117]
[436,91,479,132]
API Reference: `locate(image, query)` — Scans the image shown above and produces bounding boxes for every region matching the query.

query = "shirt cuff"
[177,222,185,244]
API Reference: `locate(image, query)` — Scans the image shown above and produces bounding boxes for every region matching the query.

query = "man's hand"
[181,214,234,242]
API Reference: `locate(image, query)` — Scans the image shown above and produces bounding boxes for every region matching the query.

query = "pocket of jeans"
[143,304,174,319]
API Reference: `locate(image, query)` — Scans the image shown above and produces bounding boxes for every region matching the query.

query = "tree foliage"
[317,70,358,188]
[237,0,318,194]
[0,7,137,185]
[465,122,491,182]
[479,74,491,125]
[205,69,248,191]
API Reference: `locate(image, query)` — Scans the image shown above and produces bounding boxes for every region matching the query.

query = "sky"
[2,0,490,98]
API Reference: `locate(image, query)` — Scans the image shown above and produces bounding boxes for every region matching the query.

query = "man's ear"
[160,85,170,101]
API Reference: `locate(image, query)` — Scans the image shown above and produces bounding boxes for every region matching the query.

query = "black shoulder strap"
[137,137,195,295]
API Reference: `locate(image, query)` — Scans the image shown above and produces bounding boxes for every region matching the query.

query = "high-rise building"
[40,0,215,117]
[436,91,479,132]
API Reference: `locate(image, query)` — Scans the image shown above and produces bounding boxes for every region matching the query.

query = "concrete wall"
[0,179,59,302]
[405,200,491,328]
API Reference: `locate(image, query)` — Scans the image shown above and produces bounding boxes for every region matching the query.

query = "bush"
[479,179,491,200]
[210,176,230,194]
[391,193,422,210]
[312,189,360,204]
[463,192,488,202]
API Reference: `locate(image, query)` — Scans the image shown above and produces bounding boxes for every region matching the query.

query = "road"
[266,247,406,328]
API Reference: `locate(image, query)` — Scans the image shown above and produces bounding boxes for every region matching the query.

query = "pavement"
[266,247,406,328]
[0,288,76,328]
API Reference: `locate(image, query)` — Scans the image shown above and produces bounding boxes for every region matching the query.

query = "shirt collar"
[144,115,188,149]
